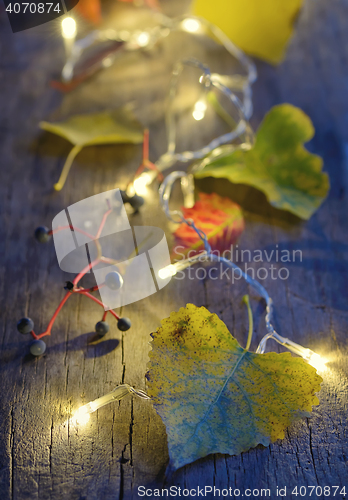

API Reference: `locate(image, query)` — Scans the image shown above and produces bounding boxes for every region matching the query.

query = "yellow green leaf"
[192,0,304,64]
[147,304,322,470]
[195,104,329,220]
[40,106,143,147]
[40,106,143,191]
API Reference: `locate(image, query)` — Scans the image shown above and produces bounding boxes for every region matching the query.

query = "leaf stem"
[207,91,238,130]
[242,294,253,350]
[54,144,83,191]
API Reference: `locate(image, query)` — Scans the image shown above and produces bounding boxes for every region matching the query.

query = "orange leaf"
[75,0,102,25]
[118,0,160,10]
[172,193,244,258]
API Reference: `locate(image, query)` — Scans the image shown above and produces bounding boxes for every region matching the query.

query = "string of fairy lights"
[23,9,327,423]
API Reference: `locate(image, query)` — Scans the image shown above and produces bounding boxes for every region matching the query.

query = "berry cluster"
[120,190,145,212]
[18,129,162,357]
[18,197,136,357]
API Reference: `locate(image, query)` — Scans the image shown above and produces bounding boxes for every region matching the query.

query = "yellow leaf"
[192,0,304,64]
[40,106,143,147]
[147,304,322,470]
[39,105,143,191]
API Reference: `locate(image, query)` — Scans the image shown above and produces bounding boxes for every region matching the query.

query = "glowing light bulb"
[103,57,113,68]
[192,100,207,121]
[158,264,177,280]
[136,32,150,47]
[126,184,136,197]
[306,352,328,372]
[133,172,153,195]
[62,17,76,39]
[71,406,91,425]
[182,18,201,33]
[69,385,145,425]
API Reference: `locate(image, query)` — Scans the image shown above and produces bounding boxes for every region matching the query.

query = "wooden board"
[0,0,347,498]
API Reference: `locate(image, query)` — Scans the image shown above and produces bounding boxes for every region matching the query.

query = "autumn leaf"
[40,107,143,147]
[147,304,323,470]
[192,0,303,64]
[118,0,160,10]
[75,0,102,25]
[40,106,143,191]
[195,104,329,220]
[172,193,244,258]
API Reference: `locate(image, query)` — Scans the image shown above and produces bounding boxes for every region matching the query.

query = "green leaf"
[147,304,323,470]
[195,104,330,219]
[40,106,143,190]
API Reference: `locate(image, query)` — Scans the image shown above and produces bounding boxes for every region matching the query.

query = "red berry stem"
[33,203,120,340]
[95,208,113,240]
[72,257,101,286]
[31,291,72,339]
[77,291,120,320]
[131,129,164,186]
[49,225,95,240]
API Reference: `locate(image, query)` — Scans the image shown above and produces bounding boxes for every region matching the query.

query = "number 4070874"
[5,3,61,14]
[291,486,346,497]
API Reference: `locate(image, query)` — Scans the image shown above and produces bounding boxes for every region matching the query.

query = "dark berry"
[95,321,109,336]
[64,281,74,292]
[105,271,123,290]
[117,317,131,331]
[30,340,46,356]
[129,194,144,211]
[34,226,51,243]
[17,317,34,334]
[119,190,131,204]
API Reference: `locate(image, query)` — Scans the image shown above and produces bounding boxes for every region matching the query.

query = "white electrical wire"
[158,171,327,369]
[68,14,326,422]
[61,13,256,171]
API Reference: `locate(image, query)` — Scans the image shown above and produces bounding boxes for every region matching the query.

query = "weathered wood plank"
[0,0,348,498]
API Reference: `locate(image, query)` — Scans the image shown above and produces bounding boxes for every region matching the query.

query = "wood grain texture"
[0,0,347,498]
